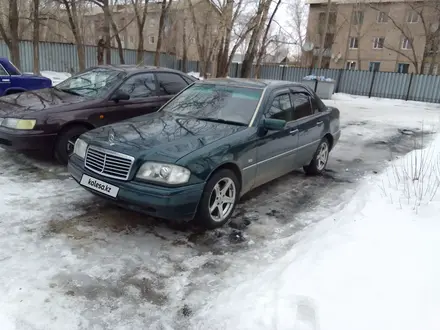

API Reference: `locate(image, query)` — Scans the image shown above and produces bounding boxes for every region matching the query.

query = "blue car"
[0,58,52,96]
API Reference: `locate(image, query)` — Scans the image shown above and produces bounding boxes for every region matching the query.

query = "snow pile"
[190,134,440,330]
[23,71,71,85]
[40,71,71,85]
[187,71,203,80]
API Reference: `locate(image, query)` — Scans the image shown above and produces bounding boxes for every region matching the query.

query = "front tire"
[54,125,90,165]
[303,137,330,175]
[195,169,240,229]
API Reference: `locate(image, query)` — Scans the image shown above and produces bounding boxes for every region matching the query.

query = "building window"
[346,61,357,70]
[349,37,359,49]
[352,11,364,25]
[397,63,410,74]
[318,11,337,25]
[129,36,135,45]
[406,10,419,23]
[373,37,385,49]
[149,36,155,44]
[377,11,388,23]
[401,37,412,50]
[149,18,157,28]
[369,62,381,72]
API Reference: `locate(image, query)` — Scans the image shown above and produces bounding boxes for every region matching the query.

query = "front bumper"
[0,127,57,152]
[68,155,205,222]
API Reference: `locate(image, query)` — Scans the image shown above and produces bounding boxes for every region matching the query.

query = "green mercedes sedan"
[68,78,341,228]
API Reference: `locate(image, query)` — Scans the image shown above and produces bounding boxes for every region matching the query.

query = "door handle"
[290,129,299,135]
[316,121,323,126]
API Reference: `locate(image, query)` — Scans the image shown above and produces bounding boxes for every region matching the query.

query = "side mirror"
[261,118,286,131]
[111,90,130,102]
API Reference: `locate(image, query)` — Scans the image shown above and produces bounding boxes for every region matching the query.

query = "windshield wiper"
[54,87,82,96]
[195,117,247,126]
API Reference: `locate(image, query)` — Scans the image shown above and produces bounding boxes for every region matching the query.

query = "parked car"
[0,65,197,163]
[0,58,52,96]
[68,78,341,229]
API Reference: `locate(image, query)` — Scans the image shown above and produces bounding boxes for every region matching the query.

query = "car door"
[0,63,11,96]
[104,72,164,124]
[254,90,299,187]
[290,91,322,167]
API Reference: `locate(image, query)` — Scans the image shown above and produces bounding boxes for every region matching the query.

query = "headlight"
[73,138,88,159]
[136,162,191,184]
[1,118,36,130]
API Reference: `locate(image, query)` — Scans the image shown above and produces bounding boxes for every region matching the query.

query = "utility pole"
[317,0,331,68]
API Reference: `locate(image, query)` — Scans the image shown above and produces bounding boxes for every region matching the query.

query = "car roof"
[195,78,307,90]
[88,64,189,75]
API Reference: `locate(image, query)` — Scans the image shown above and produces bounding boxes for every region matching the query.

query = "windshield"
[56,68,126,98]
[161,83,263,125]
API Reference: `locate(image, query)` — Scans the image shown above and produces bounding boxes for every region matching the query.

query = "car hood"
[0,88,88,117]
[82,111,247,163]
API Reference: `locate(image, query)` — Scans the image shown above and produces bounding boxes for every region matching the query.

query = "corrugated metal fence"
[227,63,440,103]
[1,40,440,103]
[0,40,199,74]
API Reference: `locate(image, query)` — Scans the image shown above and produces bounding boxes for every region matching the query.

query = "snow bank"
[187,71,203,80]
[190,135,440,330]
[41,71,71,85]
[23,71,71,85]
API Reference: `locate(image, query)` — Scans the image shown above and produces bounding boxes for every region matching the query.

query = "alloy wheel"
[208,177,236,222]
[316,142,329,171]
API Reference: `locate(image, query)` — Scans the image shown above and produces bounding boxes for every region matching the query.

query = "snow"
[41,71,71,85]
[187,71,203,80]
[1,89,440,329]
[24,71,71,85]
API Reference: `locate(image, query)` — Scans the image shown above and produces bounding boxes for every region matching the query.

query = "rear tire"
[54,125,90,165]
[303,137,330,175]
[195,169,240,229]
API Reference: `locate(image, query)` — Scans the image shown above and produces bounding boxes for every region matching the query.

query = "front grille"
[84,146,134,181]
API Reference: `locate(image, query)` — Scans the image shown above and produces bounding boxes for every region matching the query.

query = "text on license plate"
[80,174,119,198]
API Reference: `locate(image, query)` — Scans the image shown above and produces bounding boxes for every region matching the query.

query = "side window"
[291,93,313,120]
[0,65,8,76]
[118,73,157,99]
[310,98,321,113]
[266,93,294,121]
[156,73,189,95]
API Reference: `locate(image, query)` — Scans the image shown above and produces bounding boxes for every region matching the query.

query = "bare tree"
[187,0,221,77]
[0,0,21,69]
[57,0,86,71]
[131,0,149,64]
[154,0,173,66]
[254,0,282,78]
[336,1,378,70]
[32,0,41,74]
[181,15,188,71]
[317,0,331,68]
[214,0,251,77]
[240,0,271,77]
[288,0,308,48]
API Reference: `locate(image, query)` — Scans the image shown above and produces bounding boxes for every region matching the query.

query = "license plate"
[80,174,119,198]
